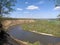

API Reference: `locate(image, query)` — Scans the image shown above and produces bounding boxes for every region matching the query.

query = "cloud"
[54,6,60,10]
[17,8,23,11]
[26,5,39,10]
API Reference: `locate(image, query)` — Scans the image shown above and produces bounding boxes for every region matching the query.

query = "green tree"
[55,0,60,6]
[0,0,16,27]
[57,14,60,20]
[0,0,16,45]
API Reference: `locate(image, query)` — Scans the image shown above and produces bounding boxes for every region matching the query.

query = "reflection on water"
[8,25,60,45]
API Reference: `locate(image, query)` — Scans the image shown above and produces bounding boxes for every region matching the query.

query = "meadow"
[21,19,60,37]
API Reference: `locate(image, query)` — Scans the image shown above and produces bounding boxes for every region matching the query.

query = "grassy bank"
[27,41,40,45]
[21,19,60,37]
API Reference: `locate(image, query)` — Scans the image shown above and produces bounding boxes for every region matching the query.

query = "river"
[8,25,60,45]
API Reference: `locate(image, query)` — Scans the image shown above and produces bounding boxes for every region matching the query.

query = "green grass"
[21,20,60,37]
[27,41,40,45]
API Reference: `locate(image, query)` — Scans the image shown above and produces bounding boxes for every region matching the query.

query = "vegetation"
[0,0,16,45]
[0,0,16,29]
[0,0,16,22]
[57,14,60,20]
[21,19,60,37]
[0,0,16,16]
[27,41,40,45]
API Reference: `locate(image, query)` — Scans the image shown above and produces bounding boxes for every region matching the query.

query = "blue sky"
[9,0,60,19]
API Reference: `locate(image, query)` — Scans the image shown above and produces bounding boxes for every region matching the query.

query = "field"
[21,19,60,37]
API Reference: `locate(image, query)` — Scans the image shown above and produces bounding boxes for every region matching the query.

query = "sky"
[9,0,60,19]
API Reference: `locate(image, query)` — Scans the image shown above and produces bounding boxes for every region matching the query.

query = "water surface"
[8,25,60,45]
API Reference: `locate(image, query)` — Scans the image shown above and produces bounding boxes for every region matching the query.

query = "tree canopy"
[57,14,60,20]
[0,0,16,18]
[55,0,60,7]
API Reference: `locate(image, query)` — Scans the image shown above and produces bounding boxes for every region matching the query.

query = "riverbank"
[31,31,53,36]
[2,19,35,29]
[3,19,60,37]
[8,35,40,45]
[10,35,28,45]
[8,25,60,45]
[21,20,60,37]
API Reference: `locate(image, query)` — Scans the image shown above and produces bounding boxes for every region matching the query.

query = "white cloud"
[54,6,60,10]
[26,5,39,10]
[17,8,23,11]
